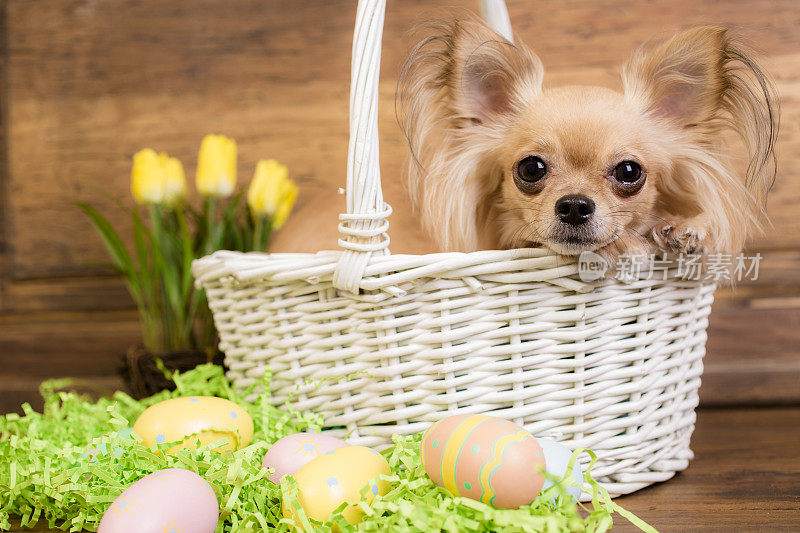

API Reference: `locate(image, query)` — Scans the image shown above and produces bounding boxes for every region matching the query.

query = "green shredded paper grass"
[0,364,656,532]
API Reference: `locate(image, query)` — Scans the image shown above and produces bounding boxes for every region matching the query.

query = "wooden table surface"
[7,406,799,532]
[611,406,800,532]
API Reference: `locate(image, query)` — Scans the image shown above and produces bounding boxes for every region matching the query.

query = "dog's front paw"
[652,219,707,255]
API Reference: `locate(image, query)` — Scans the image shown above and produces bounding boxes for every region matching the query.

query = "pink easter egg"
[262,432,347,483]
[98,468,218,533]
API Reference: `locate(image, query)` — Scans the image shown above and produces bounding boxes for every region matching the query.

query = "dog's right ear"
[445,19,544,125]
[400,17,543,129]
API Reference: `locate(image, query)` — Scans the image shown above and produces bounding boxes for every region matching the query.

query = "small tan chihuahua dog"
[399,17,778,260]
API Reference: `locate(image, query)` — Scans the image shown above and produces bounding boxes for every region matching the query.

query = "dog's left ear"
[622,25,778,201]
[622,26,734,125]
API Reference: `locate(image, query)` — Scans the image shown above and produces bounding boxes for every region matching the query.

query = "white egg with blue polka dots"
[537,437,584,502]
[133,396,253,453]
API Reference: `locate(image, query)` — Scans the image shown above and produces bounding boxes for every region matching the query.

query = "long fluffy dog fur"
[398,17,778,259]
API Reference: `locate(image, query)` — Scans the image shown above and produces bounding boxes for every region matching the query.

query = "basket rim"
[192,248,712,296]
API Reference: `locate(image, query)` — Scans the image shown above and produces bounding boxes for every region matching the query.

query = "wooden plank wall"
[1,0,799,412]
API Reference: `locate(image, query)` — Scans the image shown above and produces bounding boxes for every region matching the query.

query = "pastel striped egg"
[420,414,546,509]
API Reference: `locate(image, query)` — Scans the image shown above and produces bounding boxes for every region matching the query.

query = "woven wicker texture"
[194,250,714,499]
[192,0,716,499]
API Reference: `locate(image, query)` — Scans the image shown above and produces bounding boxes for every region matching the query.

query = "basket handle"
[479,0,514,43]
[333,0,513,292]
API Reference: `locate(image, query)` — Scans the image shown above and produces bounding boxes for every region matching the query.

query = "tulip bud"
[195,134,237,197]
[131,149,187,206]
[247,159,298,230]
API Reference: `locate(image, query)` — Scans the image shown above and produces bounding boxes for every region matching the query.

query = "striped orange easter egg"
[420,414,545,509]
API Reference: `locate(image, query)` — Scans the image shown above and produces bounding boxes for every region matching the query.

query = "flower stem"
[204,196,217,256]
[253,216,263,252]
[148,204,171,351]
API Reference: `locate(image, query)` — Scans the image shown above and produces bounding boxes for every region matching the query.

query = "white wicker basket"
[192,0,715,499]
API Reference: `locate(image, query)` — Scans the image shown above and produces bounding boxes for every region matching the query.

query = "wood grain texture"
[5,0,800,277]
[6,407,799,531]
[612,407,800,532]
[0,310,141,414]
[1,0,800,409]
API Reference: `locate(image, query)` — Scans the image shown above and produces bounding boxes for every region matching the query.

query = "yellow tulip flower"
[247,159,298,229]
[196,134,237,197]
[161,155,187,205]
[131,148,187,206]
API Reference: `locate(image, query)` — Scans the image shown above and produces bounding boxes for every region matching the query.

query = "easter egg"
[133,396,253,452]
[262,432,347,483]
[283,445,390,526]
[420,414,546,509]
[98,468,218,533]
[538,437,583,502]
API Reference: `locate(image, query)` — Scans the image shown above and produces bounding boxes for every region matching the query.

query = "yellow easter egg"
[283,445,390,526]
[133,396,253,453]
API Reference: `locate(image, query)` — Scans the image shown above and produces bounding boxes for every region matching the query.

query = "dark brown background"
[1,0,799,412]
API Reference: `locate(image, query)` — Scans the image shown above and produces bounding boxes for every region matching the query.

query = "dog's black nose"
[555,195,595,225]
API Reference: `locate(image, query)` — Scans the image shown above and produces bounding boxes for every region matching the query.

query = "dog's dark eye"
[516,156,547,183]
[612,161,643,184]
